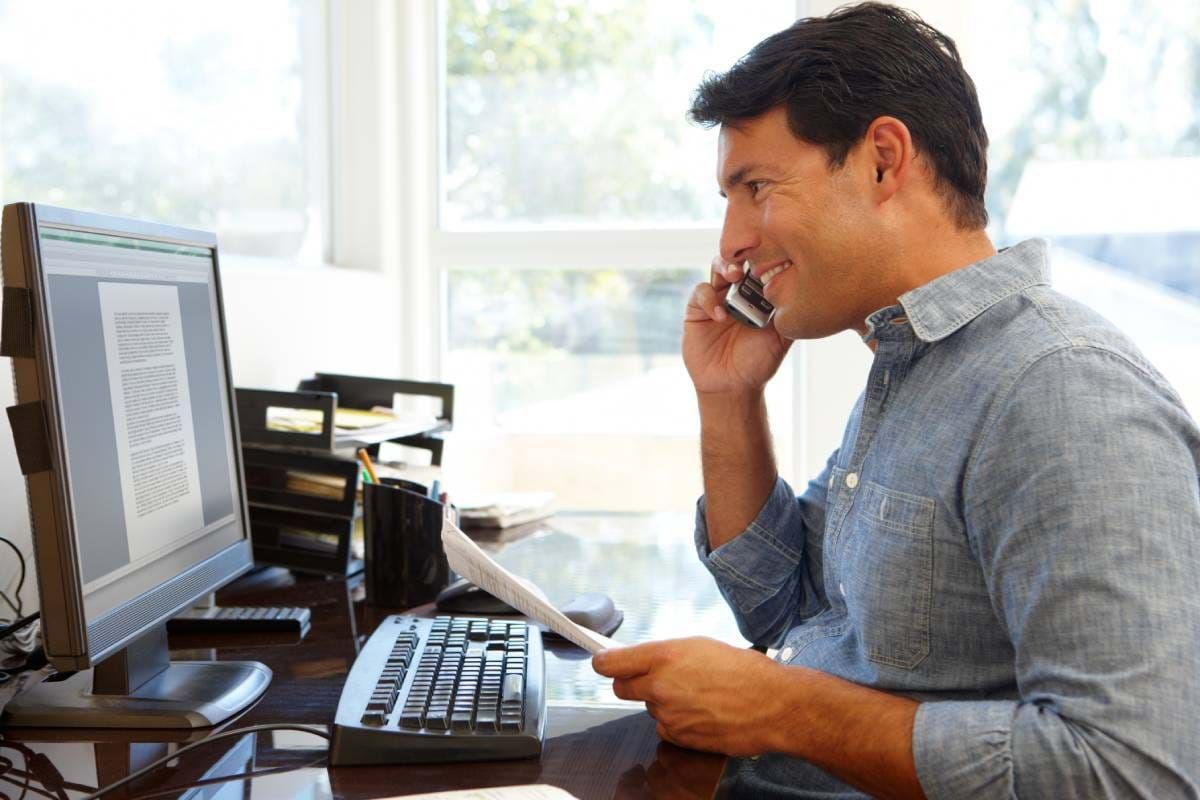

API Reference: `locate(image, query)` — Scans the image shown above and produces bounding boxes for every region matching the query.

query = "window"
[0,0,328,261]
[785,0,1200,477]
[964,0,1200,415]
[438,1,799,511]
[443,2,785,228]
[437,1,1200,508]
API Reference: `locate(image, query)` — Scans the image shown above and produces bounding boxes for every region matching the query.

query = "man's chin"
[772,308,844,341]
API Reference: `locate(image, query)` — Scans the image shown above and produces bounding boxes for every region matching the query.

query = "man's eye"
[747,181,765,197]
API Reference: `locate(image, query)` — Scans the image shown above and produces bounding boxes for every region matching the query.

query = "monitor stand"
[1,624,271,728]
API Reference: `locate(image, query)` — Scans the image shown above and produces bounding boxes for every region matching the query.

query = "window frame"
[403,0,845,489]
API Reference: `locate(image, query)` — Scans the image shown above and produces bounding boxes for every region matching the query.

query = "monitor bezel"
[3,203,254,671]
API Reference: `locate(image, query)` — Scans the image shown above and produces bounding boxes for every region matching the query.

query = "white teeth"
[761,261,792,286]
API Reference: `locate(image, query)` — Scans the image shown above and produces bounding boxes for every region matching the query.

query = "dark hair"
[690,3,988,229]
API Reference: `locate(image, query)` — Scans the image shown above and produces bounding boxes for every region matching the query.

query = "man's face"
[717,106,884,340]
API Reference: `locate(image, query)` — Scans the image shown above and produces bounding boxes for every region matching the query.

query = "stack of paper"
[264,405,444,449]
[457,492,556,529]
[283,470,347,500]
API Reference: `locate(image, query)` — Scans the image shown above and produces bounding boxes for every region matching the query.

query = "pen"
[357,448,379,484]
[430,479,441,501]
[360,469,372,485]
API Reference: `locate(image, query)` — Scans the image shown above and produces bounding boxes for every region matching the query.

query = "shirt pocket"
[841,481,935,670]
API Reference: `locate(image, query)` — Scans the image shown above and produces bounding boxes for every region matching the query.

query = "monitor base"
[1,660,272,728]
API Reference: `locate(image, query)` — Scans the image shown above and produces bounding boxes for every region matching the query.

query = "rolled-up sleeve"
[694,454,835,647]
[914,345,1200,798]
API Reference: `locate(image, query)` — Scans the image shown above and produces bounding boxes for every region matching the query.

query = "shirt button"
[845,472,859,489]
[780,647,794,662]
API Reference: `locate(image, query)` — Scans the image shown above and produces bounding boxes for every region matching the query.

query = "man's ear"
[863,116,913,202]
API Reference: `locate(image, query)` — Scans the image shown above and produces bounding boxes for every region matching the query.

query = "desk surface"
[0,512,746,799]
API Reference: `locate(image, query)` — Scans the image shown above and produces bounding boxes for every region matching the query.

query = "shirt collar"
[864,238,1051,344]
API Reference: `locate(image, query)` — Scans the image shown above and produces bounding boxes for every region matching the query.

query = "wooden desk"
[0,512,746,799]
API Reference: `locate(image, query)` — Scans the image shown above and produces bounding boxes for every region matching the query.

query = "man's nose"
[719,203,759,266]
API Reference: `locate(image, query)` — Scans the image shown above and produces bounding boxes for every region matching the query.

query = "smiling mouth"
[759,261,793,289]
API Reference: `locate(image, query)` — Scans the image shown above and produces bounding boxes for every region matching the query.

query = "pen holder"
[362,478,451,608]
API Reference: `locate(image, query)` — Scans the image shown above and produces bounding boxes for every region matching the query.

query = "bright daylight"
[0,1,1197,798]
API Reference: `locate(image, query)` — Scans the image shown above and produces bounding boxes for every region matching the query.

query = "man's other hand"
[683,256,792,396]
[592,637,786,757]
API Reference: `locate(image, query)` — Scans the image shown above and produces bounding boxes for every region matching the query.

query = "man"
[592,4,1200,798]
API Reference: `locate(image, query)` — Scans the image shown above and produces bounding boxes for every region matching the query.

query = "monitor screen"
[36,223,245,626]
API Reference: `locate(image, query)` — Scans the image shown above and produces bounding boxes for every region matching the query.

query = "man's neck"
[895,227,996,292]
[857,227,996,347]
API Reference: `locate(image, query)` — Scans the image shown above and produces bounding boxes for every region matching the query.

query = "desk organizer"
[236,373,454,576]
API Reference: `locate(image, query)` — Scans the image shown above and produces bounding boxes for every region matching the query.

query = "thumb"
[592,643,658,678]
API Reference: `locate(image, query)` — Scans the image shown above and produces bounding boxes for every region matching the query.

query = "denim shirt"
[695,240,1200,798]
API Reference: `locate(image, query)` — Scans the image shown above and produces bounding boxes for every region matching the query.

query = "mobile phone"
[724,272,775,328]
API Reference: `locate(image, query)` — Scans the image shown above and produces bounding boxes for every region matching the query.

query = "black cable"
[78,724,330,800]
[0,745,33,800]
[0,648,47,688]
[0,741,88,798]
[0,773,49,800]
[0,770,84,797]
[119,757,326,800]
[0,538,25,617]
[0,754,10,800]
[0,613,39,642]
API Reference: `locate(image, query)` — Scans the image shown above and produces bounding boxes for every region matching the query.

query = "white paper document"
[98,282,204,562]
[441,515,618,653]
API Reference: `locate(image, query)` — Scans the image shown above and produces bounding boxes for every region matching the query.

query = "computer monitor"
[0,203,270,728]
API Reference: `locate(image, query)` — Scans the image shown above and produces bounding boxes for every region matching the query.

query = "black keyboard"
[166,605,311,635]
[329,615,546,765]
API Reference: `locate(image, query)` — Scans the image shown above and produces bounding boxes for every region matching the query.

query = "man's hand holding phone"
[683,256,792,396]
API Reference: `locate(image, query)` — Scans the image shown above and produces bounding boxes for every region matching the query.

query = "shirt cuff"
[913,701,1015,799]
[693,477,805,605]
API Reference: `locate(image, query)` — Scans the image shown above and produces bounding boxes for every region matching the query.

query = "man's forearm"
[770,666,924,800]
[698,389,778,549]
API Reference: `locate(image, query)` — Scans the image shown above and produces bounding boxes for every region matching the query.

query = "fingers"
[709,255,743,291]
[593,643,659,678]
[685,281,728,323]
[612,675,656,703]
[654,720,684,749]
[688,255,746,324]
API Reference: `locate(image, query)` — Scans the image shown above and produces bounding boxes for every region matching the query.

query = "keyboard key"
[502,674,523,707]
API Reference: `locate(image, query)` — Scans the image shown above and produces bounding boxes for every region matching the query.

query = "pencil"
[357,448,380,484]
